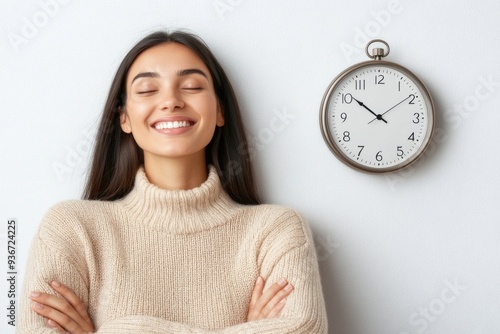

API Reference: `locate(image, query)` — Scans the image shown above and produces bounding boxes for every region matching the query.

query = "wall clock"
[320,39,435,173]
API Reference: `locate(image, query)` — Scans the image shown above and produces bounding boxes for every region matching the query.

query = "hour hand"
[352,97,388,123]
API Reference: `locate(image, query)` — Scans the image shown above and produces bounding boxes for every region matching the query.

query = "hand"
[247,276,294,321]
[352,96,388,123]
[368,94,412,124]
[29,280,94,333]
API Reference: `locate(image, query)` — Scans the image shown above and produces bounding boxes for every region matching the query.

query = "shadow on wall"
[311,225,354,334]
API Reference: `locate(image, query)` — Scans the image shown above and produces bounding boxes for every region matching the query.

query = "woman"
[19,31,328,333]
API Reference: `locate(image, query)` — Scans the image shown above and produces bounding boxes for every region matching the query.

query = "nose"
[159,88,184,111]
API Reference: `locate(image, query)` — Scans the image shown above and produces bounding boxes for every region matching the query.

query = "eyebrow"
[131,68,208,84]
[177,68,208,79]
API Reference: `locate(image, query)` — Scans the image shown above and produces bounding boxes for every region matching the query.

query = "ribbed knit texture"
[18,167,327,333]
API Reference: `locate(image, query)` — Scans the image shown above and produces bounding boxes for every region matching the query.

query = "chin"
[146,147,206,161]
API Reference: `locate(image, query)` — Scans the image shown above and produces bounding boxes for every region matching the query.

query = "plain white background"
[1,1,499,333]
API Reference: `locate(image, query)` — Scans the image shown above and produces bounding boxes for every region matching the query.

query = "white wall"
[1,1,499,333]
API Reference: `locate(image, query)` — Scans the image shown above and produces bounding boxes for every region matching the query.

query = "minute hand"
[352,97,388,124]
[368,95,412,124]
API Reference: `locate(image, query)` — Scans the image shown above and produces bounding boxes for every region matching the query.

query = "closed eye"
[137,90,158,94]
[182,87,203,92]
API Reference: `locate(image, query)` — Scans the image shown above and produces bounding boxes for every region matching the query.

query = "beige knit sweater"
[18,167,328,333]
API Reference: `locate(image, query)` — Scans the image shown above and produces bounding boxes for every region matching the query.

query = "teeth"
[154,121,192,130]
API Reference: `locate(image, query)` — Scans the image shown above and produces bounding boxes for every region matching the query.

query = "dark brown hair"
[83,31,260,204]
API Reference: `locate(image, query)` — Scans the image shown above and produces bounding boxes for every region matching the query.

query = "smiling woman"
[17,30,328,333]
[120,42,224,189]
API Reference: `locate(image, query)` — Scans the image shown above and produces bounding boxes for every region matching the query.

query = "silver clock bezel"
[319,60,435,174]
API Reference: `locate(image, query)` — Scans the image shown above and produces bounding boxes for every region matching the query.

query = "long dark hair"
[83,31,260,205]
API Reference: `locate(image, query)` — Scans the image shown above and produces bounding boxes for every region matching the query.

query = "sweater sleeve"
[17,234,91,333]
[17,202,96,334]
[95,209,328,334]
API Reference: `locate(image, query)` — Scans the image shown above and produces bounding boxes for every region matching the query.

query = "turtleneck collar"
[118,165,241,234]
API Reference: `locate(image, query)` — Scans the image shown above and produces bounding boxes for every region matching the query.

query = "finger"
[29,291,92,333]
[266,297,287,319]
[32,302,86,334]
[260,283,294,318]
[50,281,94,331]
[254,278,288,312]
[46,319,66,333]
[247,276,264,320]
[249,276,264,308]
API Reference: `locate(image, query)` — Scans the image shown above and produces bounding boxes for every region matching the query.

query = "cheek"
[124,104,151,128]
[197,96,220,121]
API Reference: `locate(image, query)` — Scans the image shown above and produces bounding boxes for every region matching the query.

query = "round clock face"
[320,61,434,173]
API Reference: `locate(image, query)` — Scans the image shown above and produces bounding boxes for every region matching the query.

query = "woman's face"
[121,42,223,165]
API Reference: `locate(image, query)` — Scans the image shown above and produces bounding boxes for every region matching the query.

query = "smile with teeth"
[154,121,193,130]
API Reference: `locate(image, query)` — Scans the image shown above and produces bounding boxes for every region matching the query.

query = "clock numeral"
[397,146,404,157]
[341,93,353,104]
[355,79,366,90]
[357,145,365,156]
[375,75,385,85]
[342,131,351,142]
[340,112,348,123]
[413,113,420,124]
[408,132,415,141]
[376,151,383,162]
[409,94,416,104]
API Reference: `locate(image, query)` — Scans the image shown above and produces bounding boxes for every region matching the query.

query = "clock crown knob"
[372,48,386,60]
[365,39,390,60]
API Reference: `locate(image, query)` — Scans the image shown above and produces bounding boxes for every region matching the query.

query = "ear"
[216,104,225,127]
[119,107,132,133]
